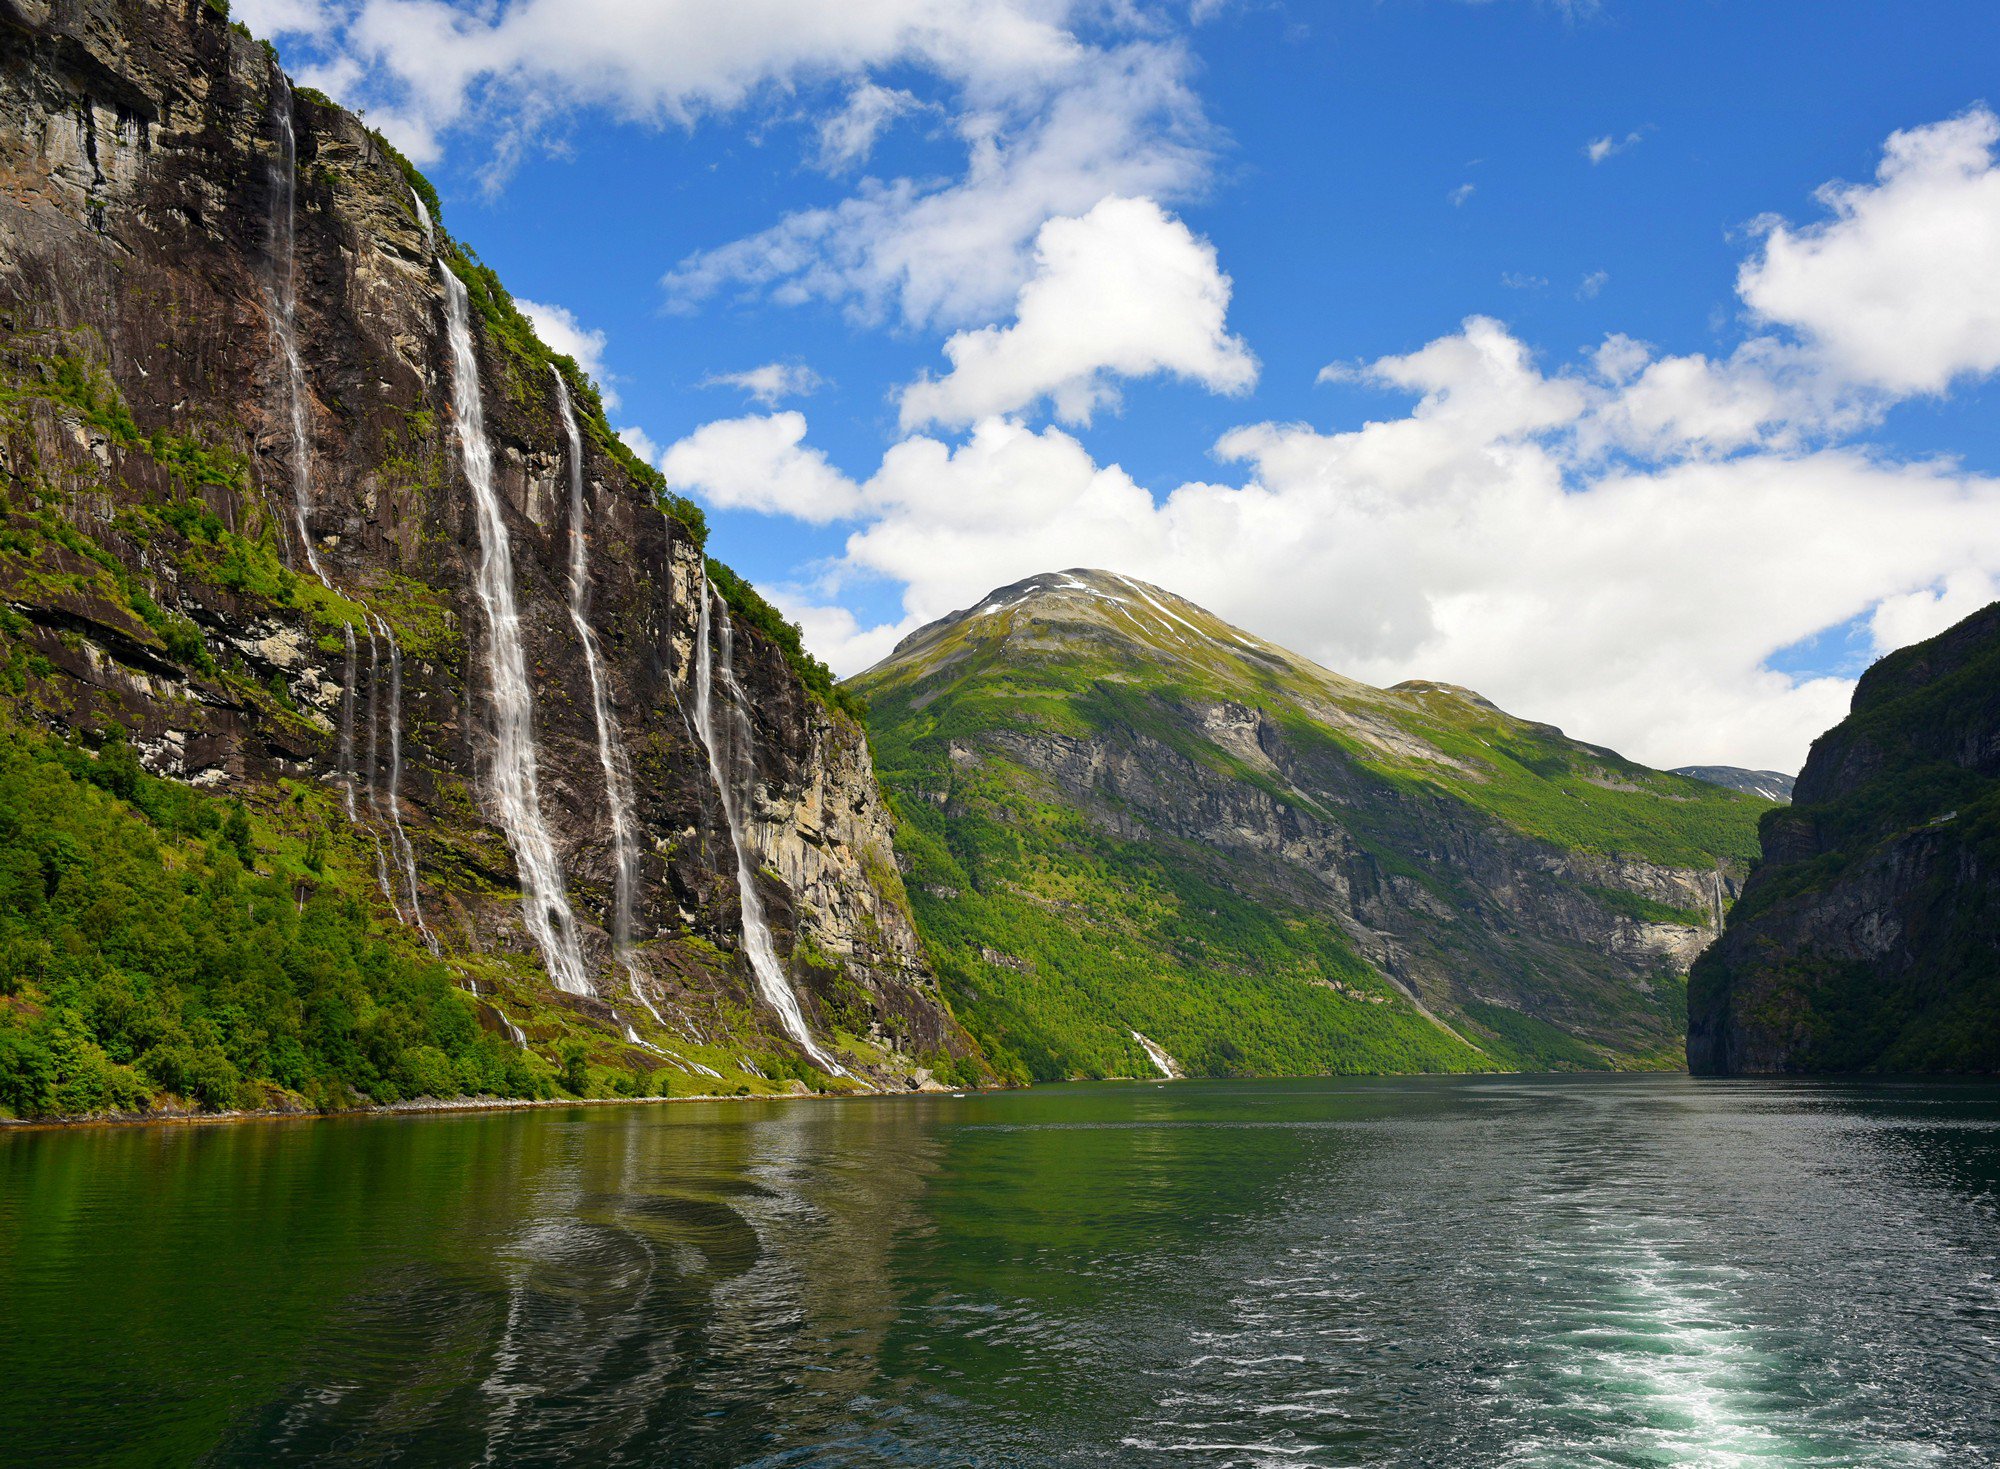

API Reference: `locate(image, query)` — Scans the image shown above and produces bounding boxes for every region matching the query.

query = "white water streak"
[371,612,434,949]
[690,576,842,1075]
[439,262,591,996]
[264,75,328,588]
[337,622,359,819]
[1131,1029,1182,1079]
[362,622,403,920]
[552,372,660,1024]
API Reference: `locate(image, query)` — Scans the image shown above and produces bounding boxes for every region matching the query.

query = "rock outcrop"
[1688,601,2000,1074]
[0,0,978,1093]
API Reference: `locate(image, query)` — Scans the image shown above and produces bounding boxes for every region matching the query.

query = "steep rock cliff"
[1688,601,2000,1074]
[853,570,1772,1080]
[0,0,979,1110]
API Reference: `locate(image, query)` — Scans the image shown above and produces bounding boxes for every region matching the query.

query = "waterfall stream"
[371,612,433,948]
[689,575,843,1075]
[337,622,359,819]
[552,372,657,1021]
[362,623,403,920]
[264,75,328,588]
[438,261,591,996]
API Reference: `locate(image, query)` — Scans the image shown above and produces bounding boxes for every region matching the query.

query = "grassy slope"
[856,574,1770,1082]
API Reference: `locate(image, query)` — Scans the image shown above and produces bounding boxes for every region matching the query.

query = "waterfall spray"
[264,74,328,588]
[438,261,591,996]
[688,574,843,1075]
[552,371,660,1023]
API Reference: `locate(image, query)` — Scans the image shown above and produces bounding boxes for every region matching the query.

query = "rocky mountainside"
[0,0,983,1118]
[1673,766,1796,803]
[852,569,1774,1081]
[1689,601,2000,1074]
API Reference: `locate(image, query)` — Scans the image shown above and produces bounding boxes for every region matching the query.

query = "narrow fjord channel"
[3,1077,1996,1466]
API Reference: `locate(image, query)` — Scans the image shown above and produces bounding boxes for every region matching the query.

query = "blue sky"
[248,0,2000,770]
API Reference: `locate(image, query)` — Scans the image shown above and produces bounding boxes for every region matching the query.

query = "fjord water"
[3,1078,1997,1466]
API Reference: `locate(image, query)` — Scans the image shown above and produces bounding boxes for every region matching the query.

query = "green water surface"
[2,1075,1996,1465]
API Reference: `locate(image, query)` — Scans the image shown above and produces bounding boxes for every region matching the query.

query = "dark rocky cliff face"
[1688,601,2000,1074]
[0,0,977,1093]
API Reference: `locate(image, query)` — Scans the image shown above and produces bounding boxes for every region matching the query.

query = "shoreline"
[0,1082,972,1135]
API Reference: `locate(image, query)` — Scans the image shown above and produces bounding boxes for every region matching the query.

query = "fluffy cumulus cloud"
[658,412,864,524]
[1739,107,2000,395]
[665,111,2000,772]
[273,2,1214,333]
[897,196,1255,428]
[661,37,1213,328]
[516,299,617,408]
[700,362,825,407]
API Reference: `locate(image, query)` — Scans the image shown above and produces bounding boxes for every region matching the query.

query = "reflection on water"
[2,1077,1997,1465]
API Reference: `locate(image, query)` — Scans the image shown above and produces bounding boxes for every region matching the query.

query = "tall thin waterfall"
[690,575,843,1074]
[371,612,432,946]
[362,623,403,920]
[552,371,655,1019]
[438,261,591,996]
[337,622,359,819]
[264,75,328,588]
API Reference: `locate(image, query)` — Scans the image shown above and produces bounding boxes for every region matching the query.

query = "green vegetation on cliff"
[1689,601,2000,1074]
[0,719,559,1118]
[856,571,1770,1081]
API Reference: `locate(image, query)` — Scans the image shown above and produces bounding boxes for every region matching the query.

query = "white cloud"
[516,299,618,409]
[1585,130,1644,164]
[663,108,2000,773]
[1869,571,2000,654]
[897,196,1256,429]
[816,82,923,171]
[1449,182,1475,206]
[1576,268,1608,299]
[658,411,864,523]
[700,362,825,407]
[616,424,663,463]
[234,0,337,39]
[661,38,1214,329]
[1739,107,2000,395]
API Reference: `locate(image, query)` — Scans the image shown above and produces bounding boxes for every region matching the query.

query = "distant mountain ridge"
[853,569,1776,1081]
[1689,600,2000,1074]
[1673,767,1796,804]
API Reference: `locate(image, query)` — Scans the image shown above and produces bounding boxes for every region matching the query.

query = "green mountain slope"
[1688,600,2000,1074]
[853,570,1774,1081]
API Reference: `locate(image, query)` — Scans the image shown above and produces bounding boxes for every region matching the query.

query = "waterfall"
[371,612,433,948]
[410,189,434,252]
[551,371,657,1022]
[337,622,359,819]
[438,260,591,996]
[689,574,843,1075]
[362,622,403,920]
[264,75,328,588]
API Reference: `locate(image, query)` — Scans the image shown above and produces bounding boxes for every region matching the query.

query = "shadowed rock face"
[0,0,973,1084]
[1688,601,2000,1076]
[855,569,1774,1078]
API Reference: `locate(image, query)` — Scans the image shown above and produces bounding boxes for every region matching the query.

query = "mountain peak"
[870,568,1353,702]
